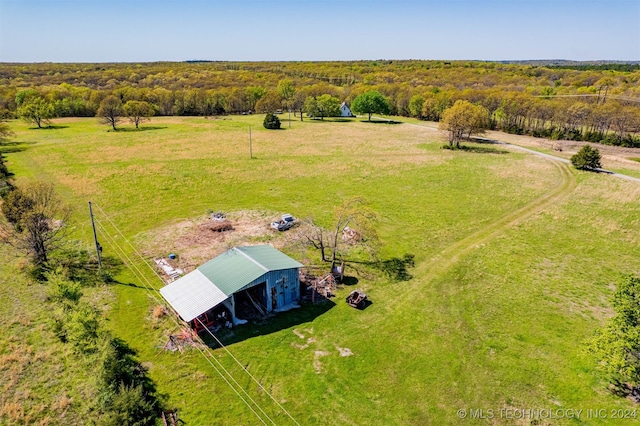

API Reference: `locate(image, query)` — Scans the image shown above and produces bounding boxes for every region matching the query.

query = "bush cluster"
[263,113,281,129]
[46,264,162,425]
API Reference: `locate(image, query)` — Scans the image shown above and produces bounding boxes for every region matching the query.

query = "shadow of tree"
[460,145,510,154]
[442,143,509,154]
[110,126,168,132]
[0,140,37,154]
[374,253,415,281]
[336,253,416,282]
[341,275,359,286]
[471,137,500,145]
[326,118,356,123]
[41,125,70,130]
[49,245,124,286]
[365,119,402,125]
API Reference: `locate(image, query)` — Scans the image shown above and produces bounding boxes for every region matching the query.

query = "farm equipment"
[346,290,367,309]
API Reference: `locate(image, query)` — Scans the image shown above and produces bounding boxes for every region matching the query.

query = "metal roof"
[159,245,303,322]
[197,245,303,295]
[159,269,229,322]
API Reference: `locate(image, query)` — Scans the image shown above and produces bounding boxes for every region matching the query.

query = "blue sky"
[0,0,638,62]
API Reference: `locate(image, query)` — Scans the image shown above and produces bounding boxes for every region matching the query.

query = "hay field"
[3,115,640,425]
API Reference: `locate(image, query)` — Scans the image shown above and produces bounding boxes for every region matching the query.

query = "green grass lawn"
[2,116,640,425]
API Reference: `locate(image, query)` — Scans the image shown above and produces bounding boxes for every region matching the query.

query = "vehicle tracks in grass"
[384,154,576,310]
[369,117,582,298]
[426,161,574,276]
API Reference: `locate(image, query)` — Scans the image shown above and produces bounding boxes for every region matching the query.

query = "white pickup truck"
[270,214,295,231]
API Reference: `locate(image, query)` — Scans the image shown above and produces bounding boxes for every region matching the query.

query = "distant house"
[340,102,354,117]
[159,245,303,330]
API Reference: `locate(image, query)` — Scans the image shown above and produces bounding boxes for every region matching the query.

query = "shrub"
[46,272,83,305]
[0,153,9,180]
[99,338,161,426]
[100,383,158,426]
[571,145,602,170]
[263,113,281,129]
[65,303,103,354]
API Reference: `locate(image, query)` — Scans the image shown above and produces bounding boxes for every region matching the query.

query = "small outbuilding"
[340,102,354,117]
[160,245,303,328]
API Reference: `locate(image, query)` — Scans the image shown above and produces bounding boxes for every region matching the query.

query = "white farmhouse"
[340,102,354,117]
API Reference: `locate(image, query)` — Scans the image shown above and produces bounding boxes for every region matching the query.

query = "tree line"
[1,61,639,145]
[0,127,163,424]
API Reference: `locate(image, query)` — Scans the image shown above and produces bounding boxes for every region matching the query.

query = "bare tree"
[0,181,71,266]
[304,197,379,271]
[292,91,307,121]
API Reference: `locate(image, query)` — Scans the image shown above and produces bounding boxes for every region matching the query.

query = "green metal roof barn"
[160,245,303,326]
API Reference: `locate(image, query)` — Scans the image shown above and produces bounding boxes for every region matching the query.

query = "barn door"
[282,277,290,306]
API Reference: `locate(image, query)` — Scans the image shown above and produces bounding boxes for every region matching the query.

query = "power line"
[93,217,275,425]
[91,204,302,425]
[195,317,301,426]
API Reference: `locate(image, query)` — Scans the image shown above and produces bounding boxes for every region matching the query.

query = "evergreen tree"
[263,113,281,129]
[571,145,602,170]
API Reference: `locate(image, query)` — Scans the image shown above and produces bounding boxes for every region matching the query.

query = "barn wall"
[233,268,300,313]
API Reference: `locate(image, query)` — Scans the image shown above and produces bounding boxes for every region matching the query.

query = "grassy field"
[2,115,640,425]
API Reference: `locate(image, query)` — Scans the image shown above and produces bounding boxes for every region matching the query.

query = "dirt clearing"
[137,210,311,275]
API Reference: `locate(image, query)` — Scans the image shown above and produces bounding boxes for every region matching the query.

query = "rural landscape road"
[384,120,579,307]
[388,116,640,184]
[476,136,640,184]
[379,116,639,308]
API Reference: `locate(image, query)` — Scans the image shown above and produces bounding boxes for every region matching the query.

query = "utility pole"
[88,201,102,269]
[249,126,253,159]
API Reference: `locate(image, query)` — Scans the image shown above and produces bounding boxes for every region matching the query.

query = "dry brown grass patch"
[1,401,25,423]
[152,305,167,319]
[50,394,72,412]
[138,210,310,272]
[485,129,640,173]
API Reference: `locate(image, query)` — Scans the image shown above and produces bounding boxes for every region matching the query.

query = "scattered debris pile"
[201,211,233,232]
[235,294,268,321]
[316,274,337,298]
[342,226,362,244]
[192,309,233,334]
[210,211,226,221]
[155,258,183,281]
[301,271,338,303]
[205,219,233,233]
[162,328,200,353]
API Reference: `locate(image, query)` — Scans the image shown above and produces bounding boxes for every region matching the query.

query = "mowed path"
[383,117,639,283]
[382,120,578,307]
[420,160,575,279]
